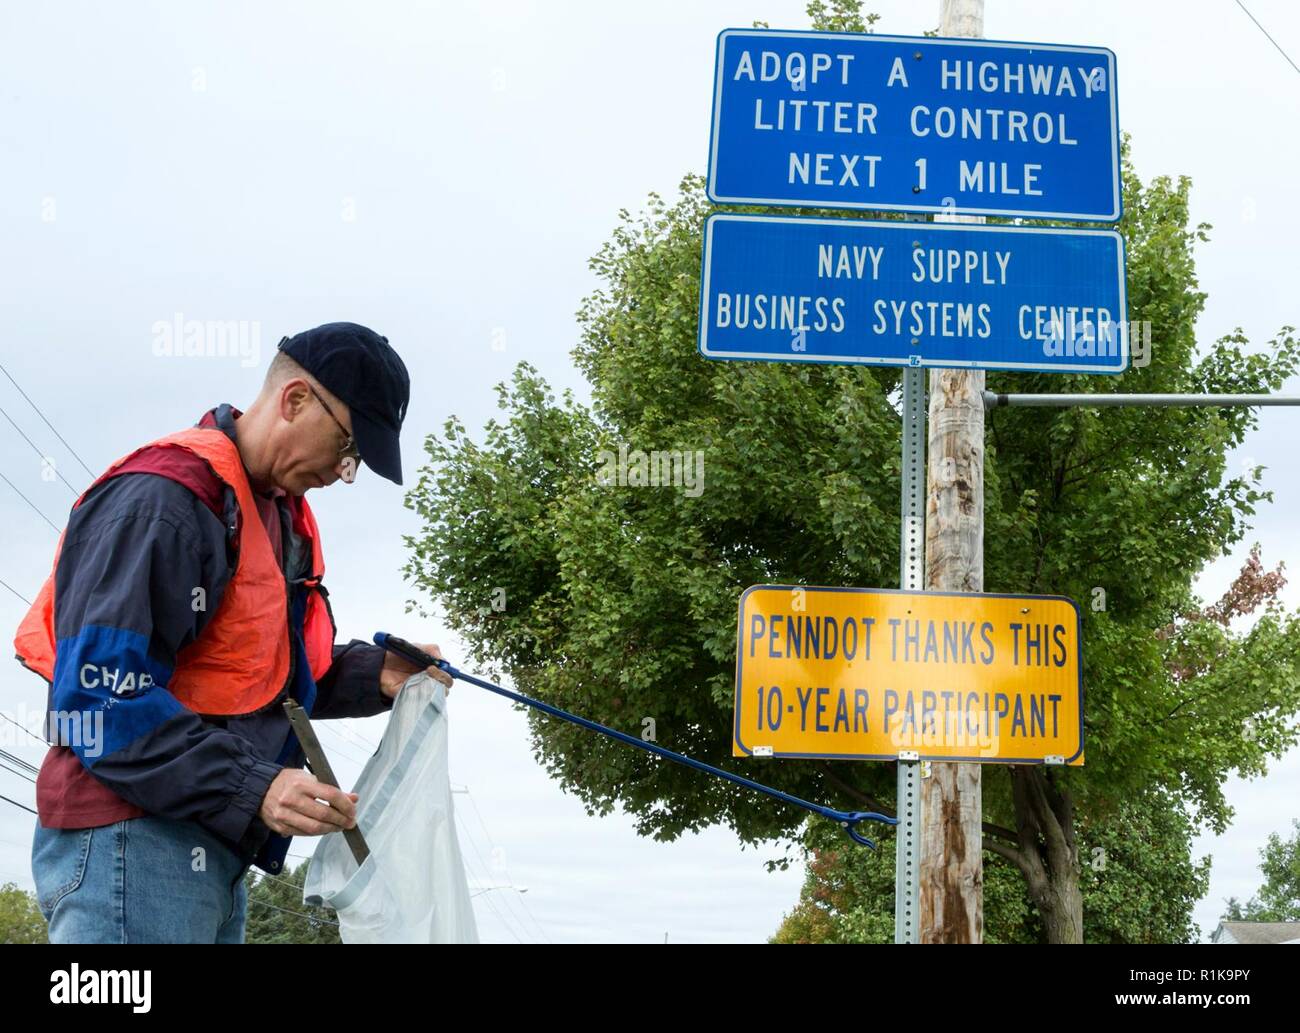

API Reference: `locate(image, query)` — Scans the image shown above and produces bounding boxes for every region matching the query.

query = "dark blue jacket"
[41,403,392,874]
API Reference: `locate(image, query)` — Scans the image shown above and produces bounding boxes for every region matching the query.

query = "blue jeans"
[32,816,249,943]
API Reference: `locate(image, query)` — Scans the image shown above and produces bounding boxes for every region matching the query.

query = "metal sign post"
[896,365,925,944]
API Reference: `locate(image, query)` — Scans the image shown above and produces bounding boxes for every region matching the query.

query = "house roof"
[1213,921,1300,944]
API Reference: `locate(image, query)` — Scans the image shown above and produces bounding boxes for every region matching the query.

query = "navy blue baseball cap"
[278,322,410,485]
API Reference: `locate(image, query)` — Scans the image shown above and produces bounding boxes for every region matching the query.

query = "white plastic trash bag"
[303,671,479,943]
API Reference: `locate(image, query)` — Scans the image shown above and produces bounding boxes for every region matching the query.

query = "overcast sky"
[1,0,1297,942]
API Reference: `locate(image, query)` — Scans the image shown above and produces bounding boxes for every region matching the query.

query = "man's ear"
[279,379,312,422]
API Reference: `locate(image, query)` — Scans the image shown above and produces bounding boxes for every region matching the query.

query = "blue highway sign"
[707,28,1120,221]
[698,213,1129,374]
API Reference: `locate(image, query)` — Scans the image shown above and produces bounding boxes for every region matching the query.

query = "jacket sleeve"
[312,640,395,720]
[50,472,284,848]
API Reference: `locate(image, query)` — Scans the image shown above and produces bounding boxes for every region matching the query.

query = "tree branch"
[816,762,1021,844]
[988,415,1021,499]
[1010,768,1049,897]
[1044,768,1077,857]
[982,821,1021,845]
[1032,767,1074,873]
[1059,448,1133,492]
[983,836,1031,878]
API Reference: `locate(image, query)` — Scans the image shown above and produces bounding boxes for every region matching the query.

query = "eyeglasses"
[305,383,361,464]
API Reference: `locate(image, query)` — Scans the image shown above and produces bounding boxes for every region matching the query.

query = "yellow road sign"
[733,585,1083,764]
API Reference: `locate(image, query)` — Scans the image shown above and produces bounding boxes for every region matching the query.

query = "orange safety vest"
[14,426,335,717]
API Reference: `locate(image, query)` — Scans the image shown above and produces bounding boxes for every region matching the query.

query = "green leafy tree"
[0,882,48,944]
[402,1,1300,942]
[771,824,1041,944]
[772,784,1210,943]
[1222,819,1300,922]
[243,860,341,944]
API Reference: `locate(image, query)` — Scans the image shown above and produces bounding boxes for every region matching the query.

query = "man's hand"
[259,768,359,837]
[379,641,454,699]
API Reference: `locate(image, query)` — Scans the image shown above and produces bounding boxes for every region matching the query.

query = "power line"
[1236,0,1300,75]
[0,792,36,815]
[246,896,339,928]
[0,747,41,770]
[0,577,34,606]
[250,867,340,912]
[0,748,39,769]
[314,725,373,769]
[0,467,61,534]
[253,869,307,891]
[461,787,552,943]
[0,361,98,479]
[0,759,36,784]
[327,719,379,755]
[0,402,84,496]
[0,746,41,775]
[0,712,48,748]
[453,809,528,943]
[454,805,528,941]
[462,789,545,942]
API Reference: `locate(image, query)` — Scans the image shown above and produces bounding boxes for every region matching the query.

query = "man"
[14,321,454,943]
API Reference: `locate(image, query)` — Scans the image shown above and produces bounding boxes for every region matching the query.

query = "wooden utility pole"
[920,0,985,944]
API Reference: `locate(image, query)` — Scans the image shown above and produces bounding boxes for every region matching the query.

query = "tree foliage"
[0,882,47,944]
[773,784,1210,943]
[243,860,340,944]
[1223,819,1300,922]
